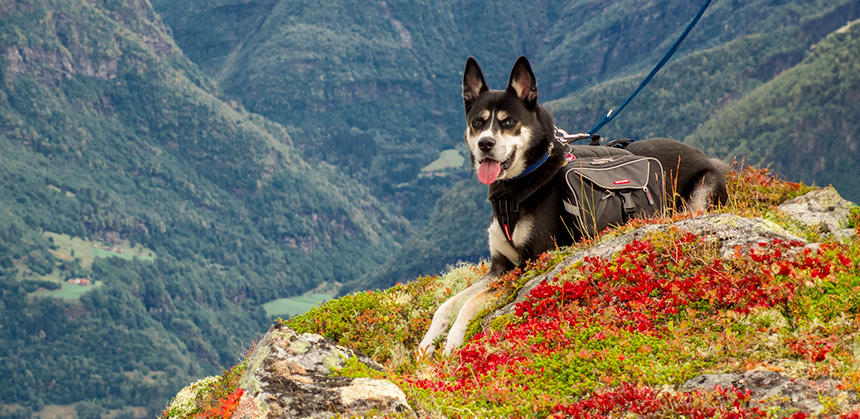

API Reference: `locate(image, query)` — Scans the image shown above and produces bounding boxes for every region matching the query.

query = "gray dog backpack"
[562,152,665,238]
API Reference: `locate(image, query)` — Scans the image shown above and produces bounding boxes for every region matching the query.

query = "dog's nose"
[477,137,495,152]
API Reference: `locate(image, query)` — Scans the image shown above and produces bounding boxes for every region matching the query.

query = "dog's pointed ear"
[463,57,488,112]
[507,56,538,108]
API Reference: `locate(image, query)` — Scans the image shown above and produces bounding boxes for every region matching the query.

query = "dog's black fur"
[624,138,729,210]
[418,56,728,356]
[464,56,727,275]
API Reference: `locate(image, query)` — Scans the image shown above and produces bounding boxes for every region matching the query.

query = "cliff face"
[165,169,860,418]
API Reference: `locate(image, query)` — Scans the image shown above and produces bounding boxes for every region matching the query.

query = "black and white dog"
[418,56,728,356]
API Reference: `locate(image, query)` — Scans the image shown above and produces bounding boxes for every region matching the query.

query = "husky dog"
[418,56,727,356]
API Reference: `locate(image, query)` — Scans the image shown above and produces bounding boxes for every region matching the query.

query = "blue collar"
[511,152,550,180]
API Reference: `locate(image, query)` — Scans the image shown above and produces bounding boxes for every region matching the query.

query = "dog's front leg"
[440,254,512,355]
[443,286,496,355]
[418,276,491,357]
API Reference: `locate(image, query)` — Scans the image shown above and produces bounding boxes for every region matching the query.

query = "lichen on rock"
[777,185,857,241]
[231,324,414,418]
[680,370,858,414]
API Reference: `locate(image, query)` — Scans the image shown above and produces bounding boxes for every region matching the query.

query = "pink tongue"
[477,159,502,184]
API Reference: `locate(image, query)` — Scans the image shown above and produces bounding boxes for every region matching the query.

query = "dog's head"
[462,56,551,184]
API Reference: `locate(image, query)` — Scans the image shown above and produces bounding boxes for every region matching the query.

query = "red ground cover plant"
[551,383,765,418]
[197,388,243,419]
[405,228,859,416]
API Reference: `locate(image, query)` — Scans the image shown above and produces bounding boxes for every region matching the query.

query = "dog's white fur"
[417,276,491,355]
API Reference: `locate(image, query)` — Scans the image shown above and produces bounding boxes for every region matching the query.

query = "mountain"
[340,1,860,292]
[0,0,403,416]
[3,0,859,416]
[687,19,860,201]
[151,0,860,224]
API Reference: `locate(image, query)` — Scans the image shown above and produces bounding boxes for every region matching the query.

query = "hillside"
[2,0,859,416]
[0,1,403,416]
[164,169,860,418]
[687,19,860,201]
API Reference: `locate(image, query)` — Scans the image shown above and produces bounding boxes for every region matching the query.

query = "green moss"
[844,205,860,230]
[334,356,385,380]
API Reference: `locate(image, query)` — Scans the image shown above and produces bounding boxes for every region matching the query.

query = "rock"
[679,370,857,413]
[232,324,414,419]
[777,186,856,241]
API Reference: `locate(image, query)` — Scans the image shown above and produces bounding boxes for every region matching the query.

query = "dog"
[418,56,728,357]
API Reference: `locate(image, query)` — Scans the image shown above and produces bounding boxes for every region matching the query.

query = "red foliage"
[197,388,243,419]
[788,335,836,362]
[407,231,855,416]
[551,383,765,418]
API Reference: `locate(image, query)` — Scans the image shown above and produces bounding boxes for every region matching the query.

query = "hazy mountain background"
[1,0,857,417]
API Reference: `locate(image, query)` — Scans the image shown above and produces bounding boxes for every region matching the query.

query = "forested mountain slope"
[2,0,859,416]
[0,1,402,416]
[153,0,860,224]
[687,19,860,201]
[341,2,860,292]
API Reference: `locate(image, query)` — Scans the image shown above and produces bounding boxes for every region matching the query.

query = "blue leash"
[586,0,713,136]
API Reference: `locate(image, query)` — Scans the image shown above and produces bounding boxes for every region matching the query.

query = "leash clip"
[554,126,591,144]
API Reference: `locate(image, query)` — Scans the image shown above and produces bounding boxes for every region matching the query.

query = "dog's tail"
[709,158,731,178]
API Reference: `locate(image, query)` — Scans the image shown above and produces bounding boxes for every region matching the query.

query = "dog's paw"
[417,331,442,358]
[416,299,458,359]
[441,287,495,355]
[417,276,493,359]
[442,335,460,356]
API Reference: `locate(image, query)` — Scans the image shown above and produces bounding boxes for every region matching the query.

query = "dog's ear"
[507,56,538,108]
[463,57,488,112]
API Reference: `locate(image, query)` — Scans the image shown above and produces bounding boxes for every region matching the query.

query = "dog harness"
[488,152,558,243]
[488,144,647,244]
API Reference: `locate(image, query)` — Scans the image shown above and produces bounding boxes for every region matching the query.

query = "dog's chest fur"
[486,173,571,268]
[488,214,534,266]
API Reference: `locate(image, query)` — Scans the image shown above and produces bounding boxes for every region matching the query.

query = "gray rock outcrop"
[777,185,856,241]
[232,324,414,419]
[680,370,857,413]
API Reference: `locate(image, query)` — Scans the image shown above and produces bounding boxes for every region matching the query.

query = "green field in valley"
[263,293,334,317]
[18,232,157,300]
[44,232,156,270]
[421,149,466,174]
[39,281,104,300]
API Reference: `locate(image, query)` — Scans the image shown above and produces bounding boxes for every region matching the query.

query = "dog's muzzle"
[477,136,495,152]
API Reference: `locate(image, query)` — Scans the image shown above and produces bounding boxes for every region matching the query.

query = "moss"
[334,356,385,380]
[238,340,270,393]
[163,375,219,418]
[287,336,310,354]
[163,361,246,418]
[323,350,349,372]
[843,205,860,230]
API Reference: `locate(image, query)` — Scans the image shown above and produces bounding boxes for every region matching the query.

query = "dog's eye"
[501,118,516,129]
[471,119,484,129]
